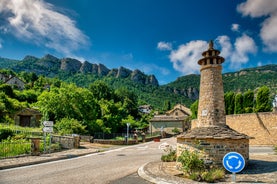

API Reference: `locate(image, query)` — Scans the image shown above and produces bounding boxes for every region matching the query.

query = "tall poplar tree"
[243,89,254,113]
[255,86,271,112]
[224,91,235,115]
[234,93,243,114]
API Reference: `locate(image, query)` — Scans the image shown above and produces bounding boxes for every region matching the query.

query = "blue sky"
[0,0,277,84]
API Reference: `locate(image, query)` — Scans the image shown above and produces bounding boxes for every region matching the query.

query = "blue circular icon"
[223,152,245,173]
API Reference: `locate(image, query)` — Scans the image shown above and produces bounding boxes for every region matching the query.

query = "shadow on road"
[242,159,277,174]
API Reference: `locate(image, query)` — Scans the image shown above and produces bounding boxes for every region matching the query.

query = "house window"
[175,112,178,116]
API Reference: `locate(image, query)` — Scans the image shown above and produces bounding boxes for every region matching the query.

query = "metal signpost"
[126,123,130,144]
[223,152,245,183]
[42,121,53,153]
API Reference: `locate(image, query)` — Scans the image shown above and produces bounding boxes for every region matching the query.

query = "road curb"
[0,150,99,170]
[138,162,160,183]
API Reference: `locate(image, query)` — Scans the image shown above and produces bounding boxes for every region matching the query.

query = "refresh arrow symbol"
[235,160,242,169]
[228,155,238,159]
[226,160,233,169]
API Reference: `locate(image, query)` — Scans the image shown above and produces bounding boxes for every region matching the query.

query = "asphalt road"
[0,138,176,184]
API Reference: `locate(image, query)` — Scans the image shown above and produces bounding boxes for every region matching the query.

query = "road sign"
[43,126,53,133]
[43,121,53,127]
[223,152,245,173]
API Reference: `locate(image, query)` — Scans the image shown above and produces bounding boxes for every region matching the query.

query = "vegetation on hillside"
[0,70,151,135]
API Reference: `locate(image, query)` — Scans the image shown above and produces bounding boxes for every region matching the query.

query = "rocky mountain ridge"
[2,54,159,86]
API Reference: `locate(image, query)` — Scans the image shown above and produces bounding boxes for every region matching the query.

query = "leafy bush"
[0,127,14,141]
[161,150,177,162]
[161,148,176,162]
[54,118,87,135]
[171,127,180,135]
[177,150,225,182]
[178,150,205,175]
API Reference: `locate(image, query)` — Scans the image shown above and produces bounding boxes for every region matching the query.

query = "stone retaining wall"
[52,135,80,149]
[93,135,161,145]
[93,139,137,145]
[191,112,277,145]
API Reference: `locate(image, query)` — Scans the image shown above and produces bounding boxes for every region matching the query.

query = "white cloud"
[0,0,89,55]
[231,24,240,32]
[237,0,277,17]
[231,34,257,67]
[169,40,207,74]
[237,0,277,52]
[215,35,232,59]
[161,35,257,74]
[157,41,172,51]
[216,34,257,69]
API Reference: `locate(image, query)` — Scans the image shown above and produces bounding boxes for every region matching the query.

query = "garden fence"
[0,141,31,159]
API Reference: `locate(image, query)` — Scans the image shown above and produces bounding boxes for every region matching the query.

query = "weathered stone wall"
[191,112,277,145]
[52,135,80,149]
[93,139,137,145]
[93,135,161,145]
[226,112,277,145]
[177,137,249,165]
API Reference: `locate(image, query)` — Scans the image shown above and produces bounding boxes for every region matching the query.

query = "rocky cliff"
[9,54,159,86]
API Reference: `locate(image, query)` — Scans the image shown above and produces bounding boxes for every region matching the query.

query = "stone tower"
[177,41,250,165]
[197,40,226,127]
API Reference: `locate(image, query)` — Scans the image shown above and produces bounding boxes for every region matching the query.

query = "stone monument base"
[176,125,250,165]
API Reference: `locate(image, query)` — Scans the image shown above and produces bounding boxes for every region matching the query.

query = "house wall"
[191,112,277,145]
[149,120,190,134]
[150,121,186,134]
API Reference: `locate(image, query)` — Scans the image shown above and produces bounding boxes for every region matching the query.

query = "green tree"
[0,92,25,123]
[243,89,254,113]
[0,84,16,98]
[224,91,235,115]
[14,89,39,104]
[164,100,171,111]
[98,99,125,133]
[190,100,198,119]
[19,71,38,83]
[234,93,243,114]
[255,86,272,112]
[115,87,138,118]
[89,80,114,101]
[35,83,100,134]
[54,118,87,135]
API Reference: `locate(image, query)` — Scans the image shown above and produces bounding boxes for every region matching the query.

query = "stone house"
[0,73,25,90]
[149,104,191,134]
[138,105,152,114]
[14,108,42,127]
